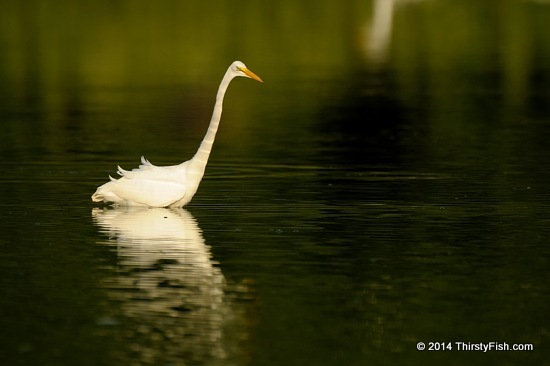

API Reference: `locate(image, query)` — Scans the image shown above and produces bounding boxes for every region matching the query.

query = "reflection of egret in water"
[92,207,238,365]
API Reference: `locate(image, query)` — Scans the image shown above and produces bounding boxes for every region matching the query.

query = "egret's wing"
[109,177,188,207]
[100,157,190,206]
[93,157,192,207]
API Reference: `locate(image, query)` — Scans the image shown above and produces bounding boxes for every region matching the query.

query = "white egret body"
[92,61,263,207]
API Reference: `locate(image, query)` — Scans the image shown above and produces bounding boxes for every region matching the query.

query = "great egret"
[92,61,263,207]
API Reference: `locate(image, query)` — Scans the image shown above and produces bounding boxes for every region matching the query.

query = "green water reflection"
[1,1,550,365]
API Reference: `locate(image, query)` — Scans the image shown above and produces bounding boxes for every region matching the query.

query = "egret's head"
[232,61,263,83]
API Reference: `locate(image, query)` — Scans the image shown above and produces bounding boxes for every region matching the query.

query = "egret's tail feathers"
[141,156,151,165]
[139,156,156,169]
[117,165,130,176]
[91,192,103,202]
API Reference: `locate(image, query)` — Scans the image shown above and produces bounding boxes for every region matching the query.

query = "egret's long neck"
[191,70,234,167]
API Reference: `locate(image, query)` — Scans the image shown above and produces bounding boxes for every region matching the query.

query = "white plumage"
[92,61,263,207]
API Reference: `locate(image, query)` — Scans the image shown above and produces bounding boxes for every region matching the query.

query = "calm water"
[2,1,550,365]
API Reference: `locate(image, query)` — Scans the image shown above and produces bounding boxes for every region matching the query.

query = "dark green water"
[1,1,550,365]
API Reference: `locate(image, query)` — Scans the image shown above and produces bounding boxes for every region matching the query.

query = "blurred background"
[2,0,550,165]
[1,1,550,365]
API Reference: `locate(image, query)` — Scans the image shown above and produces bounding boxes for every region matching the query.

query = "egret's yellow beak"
[239,67,263,83]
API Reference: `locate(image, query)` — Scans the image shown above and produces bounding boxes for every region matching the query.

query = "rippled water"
[1,141,549,365]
